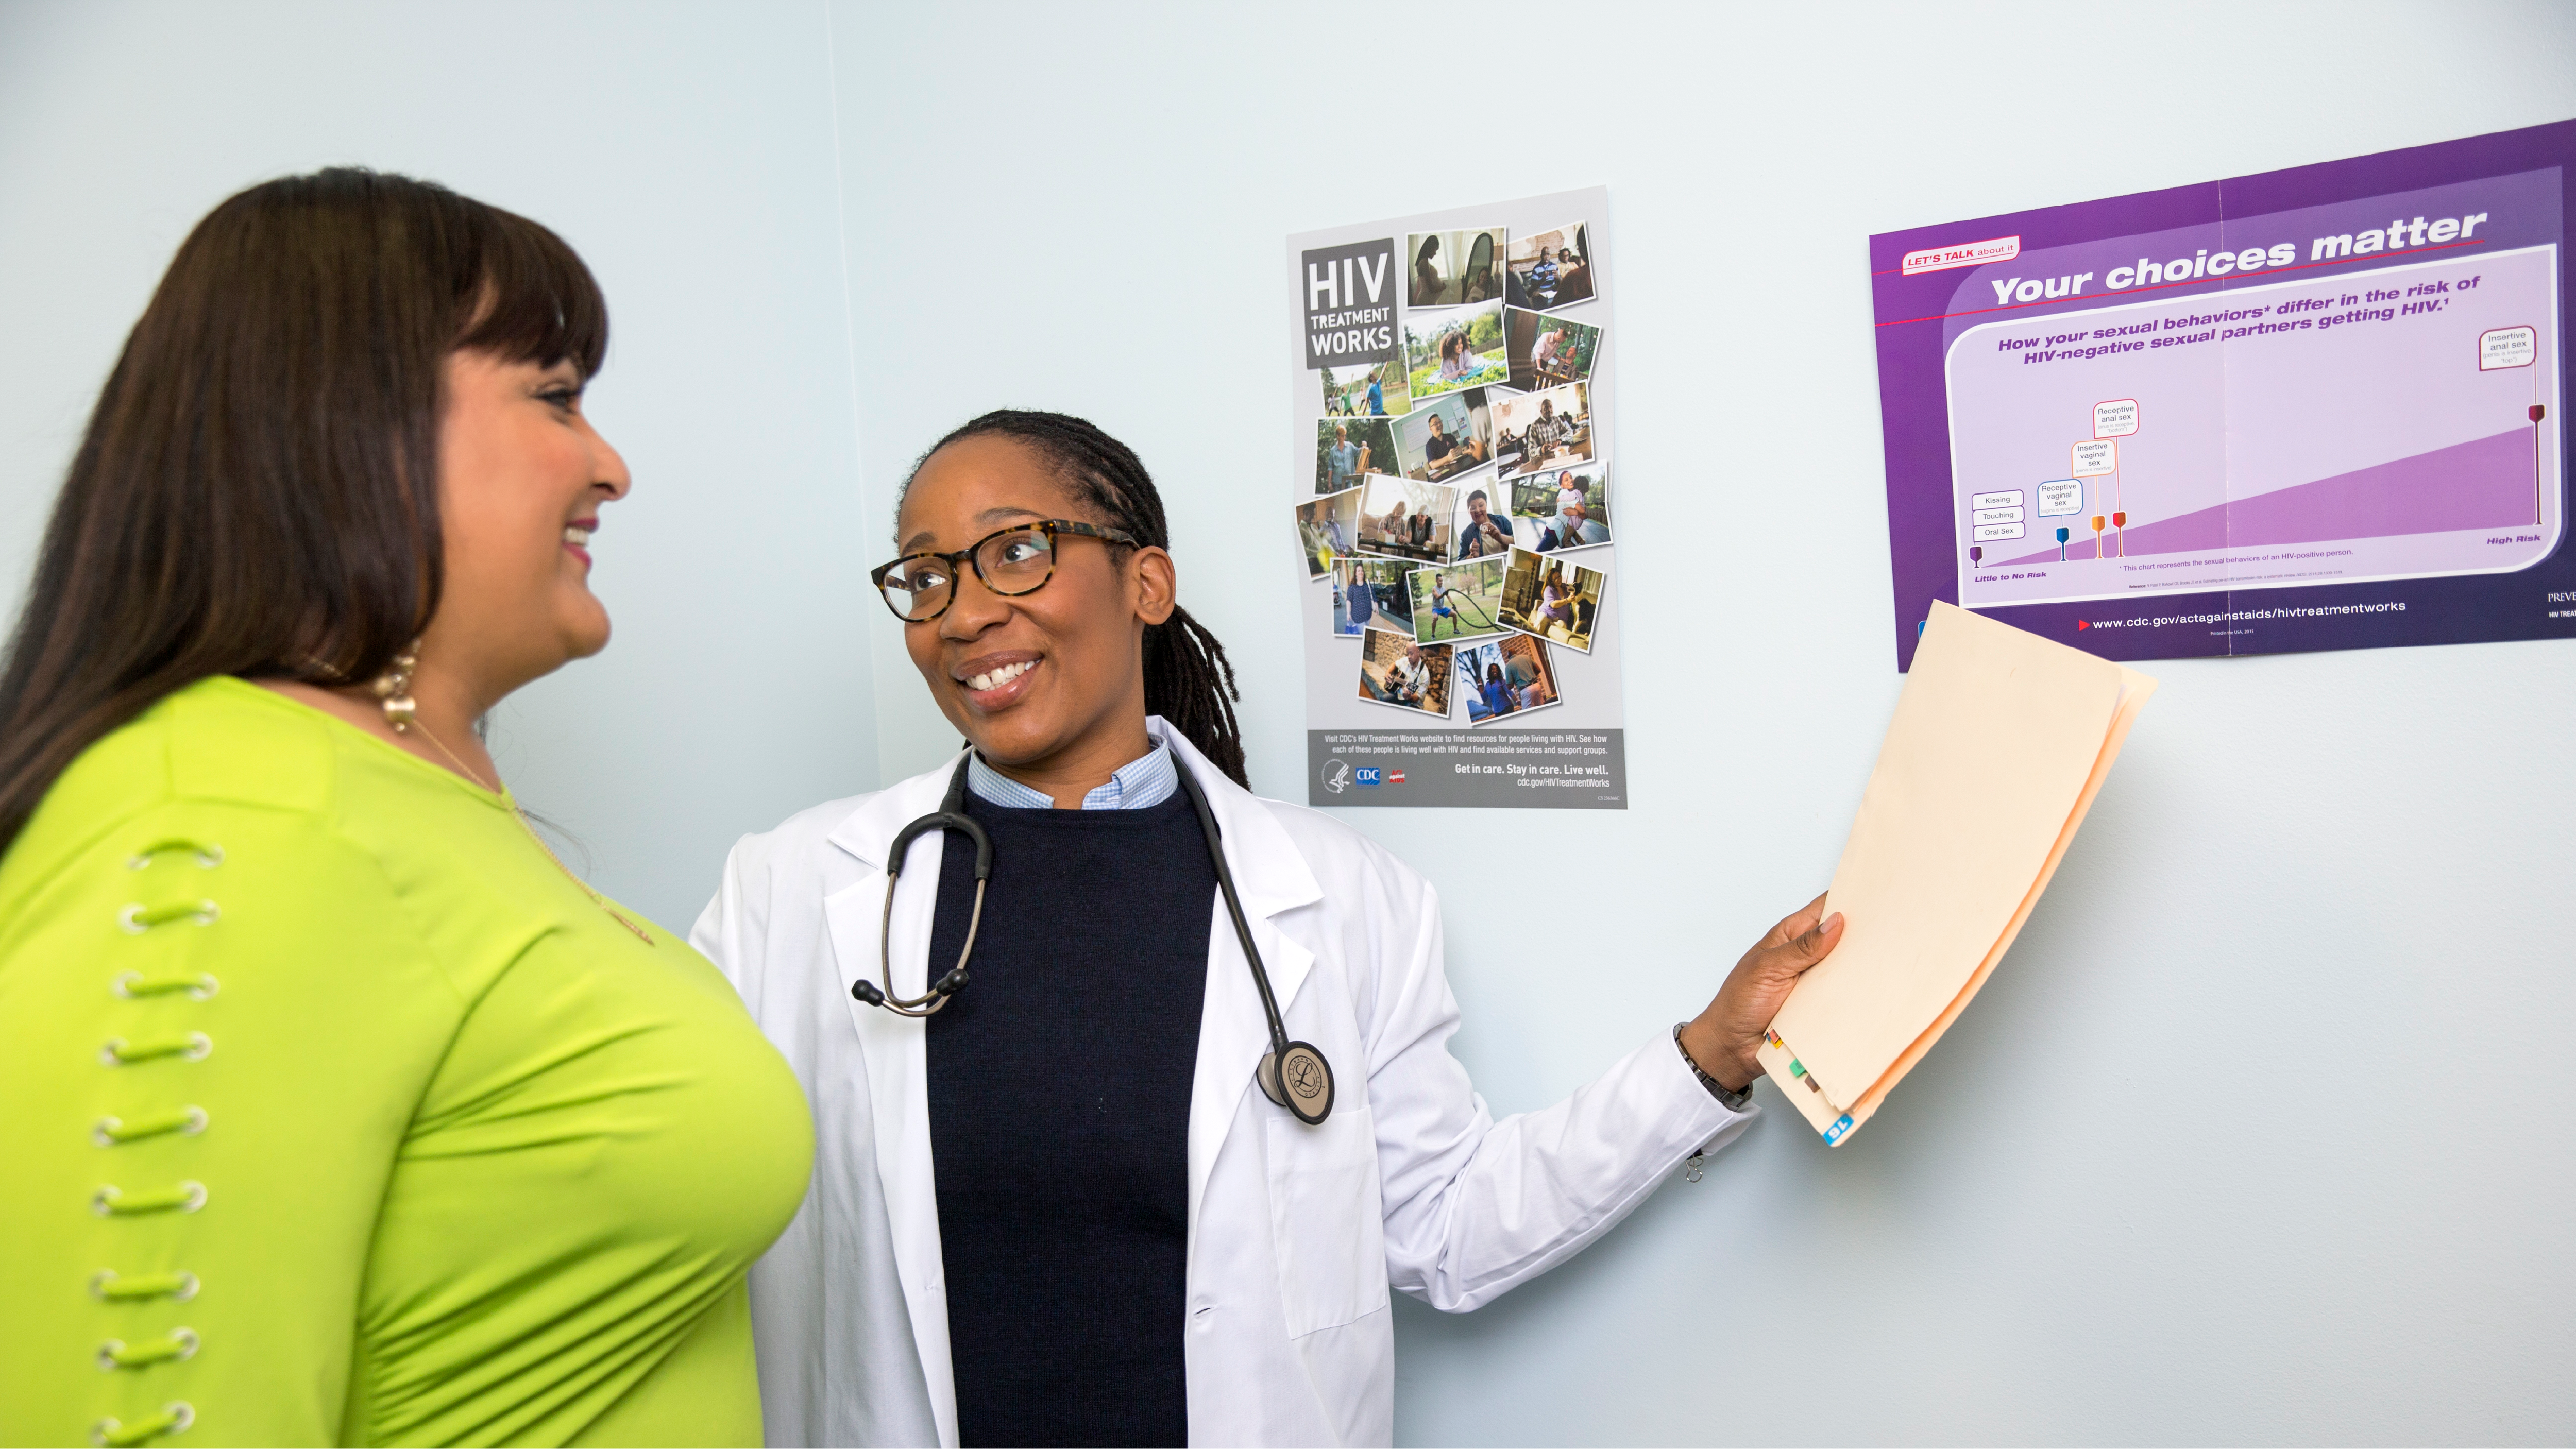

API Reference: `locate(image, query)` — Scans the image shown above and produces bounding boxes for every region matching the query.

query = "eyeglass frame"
[869,518,1142,623]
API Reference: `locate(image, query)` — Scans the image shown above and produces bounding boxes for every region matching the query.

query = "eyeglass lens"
[879,527,1058,620]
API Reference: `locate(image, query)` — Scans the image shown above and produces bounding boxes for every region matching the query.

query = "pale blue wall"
[0,0,876,930]
[825,5,2576,1443]
[2,2,2570,1442]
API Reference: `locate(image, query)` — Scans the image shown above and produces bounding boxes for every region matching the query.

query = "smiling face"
[896,434,1174,774]
[423,349,630,705]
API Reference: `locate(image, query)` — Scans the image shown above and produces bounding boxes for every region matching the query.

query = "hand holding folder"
[1758,602,2157,1146]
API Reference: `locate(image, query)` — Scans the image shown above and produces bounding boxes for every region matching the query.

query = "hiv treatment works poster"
[1287,187,1623,808]
[1870,118,2571,670]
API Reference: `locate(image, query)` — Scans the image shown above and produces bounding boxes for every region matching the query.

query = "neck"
[982,710,1156,810]
[261,662,506,793]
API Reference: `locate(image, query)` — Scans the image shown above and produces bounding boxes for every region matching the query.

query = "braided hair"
[903,410,1249,787]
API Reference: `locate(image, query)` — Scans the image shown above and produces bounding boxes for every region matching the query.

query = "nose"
[937,559,1012,639]
[589,419,634,502]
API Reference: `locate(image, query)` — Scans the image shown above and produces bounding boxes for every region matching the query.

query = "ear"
[1130,544,1177,628]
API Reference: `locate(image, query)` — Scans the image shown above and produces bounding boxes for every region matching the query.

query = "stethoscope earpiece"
[855,749,1334,1126]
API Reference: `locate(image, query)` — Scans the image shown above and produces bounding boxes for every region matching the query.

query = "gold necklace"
[410,718,657,947]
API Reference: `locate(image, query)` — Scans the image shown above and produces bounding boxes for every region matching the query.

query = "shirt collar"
[965,735,1178,811]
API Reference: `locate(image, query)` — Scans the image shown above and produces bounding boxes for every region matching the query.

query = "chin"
[950,706,1059,767]
[558,605,614,661]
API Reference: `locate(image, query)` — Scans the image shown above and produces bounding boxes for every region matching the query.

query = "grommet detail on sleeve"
[93,1106,209,1147]
[91,1270,200,1304]
[92,1181,207,1217]
[128,840,223,870]
[111,970,219,1001]
[99,1033,213,1067]
[117,900,221,934]
[90,1401,193,1446]
[96,1327,198,1371]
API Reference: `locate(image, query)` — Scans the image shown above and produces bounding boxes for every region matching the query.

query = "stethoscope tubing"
[1171,760,1335,1126]
[854,748,1334,1124]
[1170,761,1291,1051]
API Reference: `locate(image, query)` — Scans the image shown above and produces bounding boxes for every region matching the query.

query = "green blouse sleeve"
[0,798,461,1447]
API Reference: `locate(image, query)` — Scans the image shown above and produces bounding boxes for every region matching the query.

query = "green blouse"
[0,678,813,1446]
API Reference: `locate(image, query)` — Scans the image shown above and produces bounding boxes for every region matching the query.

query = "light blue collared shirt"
[965,737,1178,811]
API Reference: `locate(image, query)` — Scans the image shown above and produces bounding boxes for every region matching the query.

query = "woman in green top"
[0,171,813,1446]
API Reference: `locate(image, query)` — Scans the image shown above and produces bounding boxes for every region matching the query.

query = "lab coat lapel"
[1156,725,1326,1240]
[824,754,968,1449]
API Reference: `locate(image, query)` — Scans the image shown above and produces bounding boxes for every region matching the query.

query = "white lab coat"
[691,720,1755,1448]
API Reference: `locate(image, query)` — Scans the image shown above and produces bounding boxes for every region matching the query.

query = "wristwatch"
[1673,1023,1753,1112]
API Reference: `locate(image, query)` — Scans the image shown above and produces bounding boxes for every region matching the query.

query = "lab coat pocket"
[1264,1107,1391,1339]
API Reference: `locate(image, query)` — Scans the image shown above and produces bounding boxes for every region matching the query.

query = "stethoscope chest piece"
[1258,1041,1334,1125]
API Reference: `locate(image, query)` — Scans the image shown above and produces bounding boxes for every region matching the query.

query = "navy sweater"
[925,788,1214,1448]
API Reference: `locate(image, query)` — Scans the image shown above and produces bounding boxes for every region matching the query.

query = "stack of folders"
[1758,602,2157,1146]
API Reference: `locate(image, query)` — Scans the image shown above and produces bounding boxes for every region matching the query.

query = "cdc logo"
[1354,766,1382,789]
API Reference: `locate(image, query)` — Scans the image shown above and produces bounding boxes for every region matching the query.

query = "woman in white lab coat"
[692,411,1844,1448]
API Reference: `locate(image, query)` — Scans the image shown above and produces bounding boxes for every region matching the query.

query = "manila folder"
[1757,601,2156,1146]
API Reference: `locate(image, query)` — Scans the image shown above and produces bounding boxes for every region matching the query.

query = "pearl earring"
[371,642,421,732]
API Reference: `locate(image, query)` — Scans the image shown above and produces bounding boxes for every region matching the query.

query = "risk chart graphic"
[1945,246,2562,610]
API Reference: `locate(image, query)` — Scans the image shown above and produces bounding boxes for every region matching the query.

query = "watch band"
[1673,1022,1753,1112]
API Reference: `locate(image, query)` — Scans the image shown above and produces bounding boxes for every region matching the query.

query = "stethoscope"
[849,750,1336,1126]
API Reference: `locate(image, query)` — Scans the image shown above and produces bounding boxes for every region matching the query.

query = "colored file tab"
[1757,601,2157,1146]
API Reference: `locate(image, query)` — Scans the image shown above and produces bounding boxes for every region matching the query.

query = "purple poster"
[1870,120,2572,670]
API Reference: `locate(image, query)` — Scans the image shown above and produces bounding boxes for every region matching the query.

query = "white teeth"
[965,660,1034,692]
[563,525,592,545]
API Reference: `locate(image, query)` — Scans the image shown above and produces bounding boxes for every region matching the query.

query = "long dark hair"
[0,167,607,855]
[905,410,1249,787]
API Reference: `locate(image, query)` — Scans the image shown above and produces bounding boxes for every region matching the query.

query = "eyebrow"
[896,504,1050,555]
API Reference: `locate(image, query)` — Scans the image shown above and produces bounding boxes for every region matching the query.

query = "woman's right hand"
[1676,895,1844,1094]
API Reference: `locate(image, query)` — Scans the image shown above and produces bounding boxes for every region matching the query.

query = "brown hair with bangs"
[0,167,608,854]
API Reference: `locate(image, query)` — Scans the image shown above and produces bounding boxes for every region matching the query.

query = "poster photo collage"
[1294,221,1609,725]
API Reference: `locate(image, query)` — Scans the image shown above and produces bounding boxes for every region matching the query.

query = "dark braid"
[904,410,1249,787]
